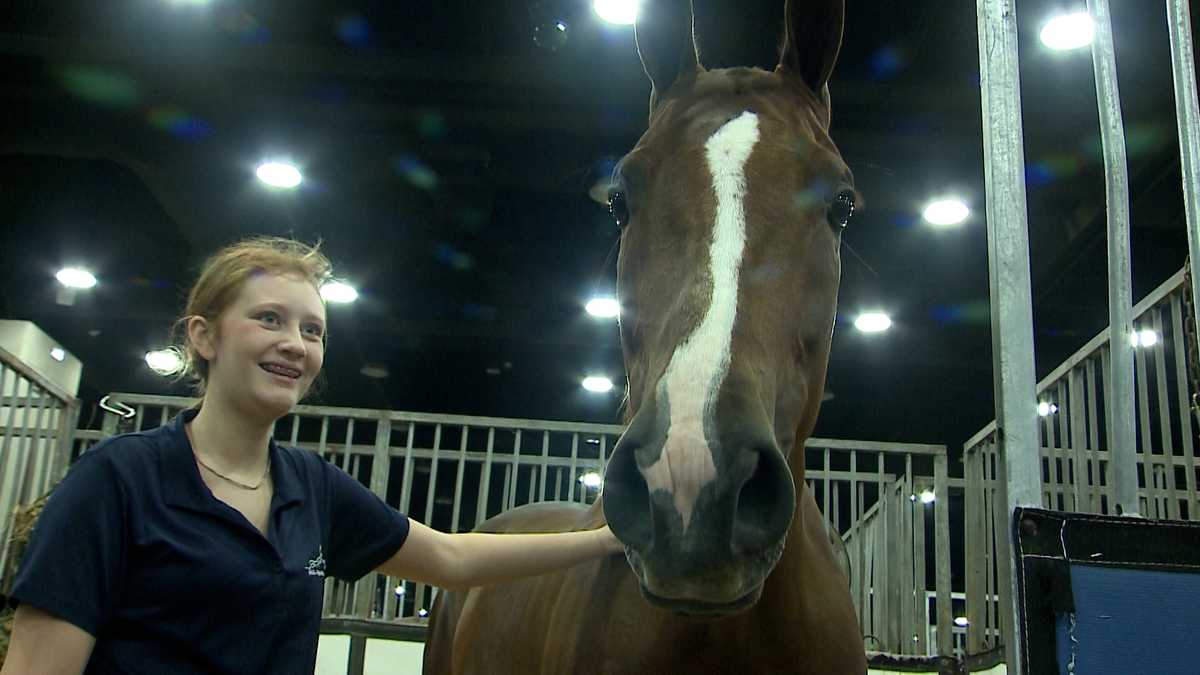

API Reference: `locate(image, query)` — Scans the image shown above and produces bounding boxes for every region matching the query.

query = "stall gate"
[67,393,958,658]
[0,352,80,595]
[961,266,1200,655]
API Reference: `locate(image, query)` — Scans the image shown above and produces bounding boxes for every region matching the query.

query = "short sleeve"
[10,448,128,636]
[321,460,409,581]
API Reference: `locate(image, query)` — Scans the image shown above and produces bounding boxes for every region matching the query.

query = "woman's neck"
[188,392,275,471]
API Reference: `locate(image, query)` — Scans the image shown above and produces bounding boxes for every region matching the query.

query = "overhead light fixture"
[594,0,639,25]
[585,297,620,318]
[56,267,97,289]
[582,376,614,393]
[578,472,603,489]
[919,489,936,504]
[145,349,183,375]
[1037,401,1059,417]
[1130,329,1158,348]
[256,161,302,189]
[49,347,66,362]
[320,280,358,304]
[954,617,970,627]
[360,363,389,379]
[1040,12,1095,51]
[922,198,970,227]
[854,312,892,334]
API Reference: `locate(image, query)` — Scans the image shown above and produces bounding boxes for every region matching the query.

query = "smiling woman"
[1,236,622,675]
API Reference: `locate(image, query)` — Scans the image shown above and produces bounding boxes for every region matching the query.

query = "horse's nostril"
[732,447,795,554]
[602,441,654,549]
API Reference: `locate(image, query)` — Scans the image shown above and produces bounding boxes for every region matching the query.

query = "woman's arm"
[1,604,95,675]
[376,519,624,591]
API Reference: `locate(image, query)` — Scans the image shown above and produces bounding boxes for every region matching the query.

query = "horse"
[424,1,865,672]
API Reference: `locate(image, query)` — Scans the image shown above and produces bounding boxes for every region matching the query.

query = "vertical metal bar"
[913,477,927,655]
[1171,294,1199,517]
[1102,345,1116,512]
[1069,367,1089,512]
[343,418,356,473]
[823,447,832,529]
[934,453,952,656]
[132,404,144,433]
[965,446,984,654]
[49,399,80,485]
[976,0,1043,666]
[398,422,417,515]
[1086,0,1139,516]
[1056,380,1070,509]
[318,416,330,458]
[371,419,393,499]
[476,427,496,524]
[451,426,469,533]
[508,429,522,509]
[290,414,301,446]
[568,433,580,503]
[423,424,443,526]
[1165,0,1200,349]
[1135,323,1156,516]
[1151,308,1179,519]
[539,431,550,500]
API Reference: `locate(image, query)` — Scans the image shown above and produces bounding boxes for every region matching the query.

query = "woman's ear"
[187,315,217,362]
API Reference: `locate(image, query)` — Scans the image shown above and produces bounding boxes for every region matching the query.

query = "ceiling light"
[594,0,639,25]
[919,489,936,504]
[49,347,66,362]
[1131,329,1158,348]
[578,472,603,489]
[360,363,389,379]
[56,267,97,289]
[854,312,892,333]
[585,297,620,318]
[320,281,358,304]
[954,617,970,627]
[256,161,302,189]
[1037,401,1059,417]
[922,198,970,226]
[1040,12,1095,51]
[145,349,183,375]
[582,376,614,393]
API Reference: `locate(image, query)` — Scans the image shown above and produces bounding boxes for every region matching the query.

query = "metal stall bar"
[1171,294,1199,516]
[1150,308,1179,519]
[1166,0,1200,352]
[976,0,1044,670]
[933,452,952,655]
[1087,0,1140,516]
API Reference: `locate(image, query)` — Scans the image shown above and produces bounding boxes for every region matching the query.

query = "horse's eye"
[829,191,856,229]
[609,191,630,230]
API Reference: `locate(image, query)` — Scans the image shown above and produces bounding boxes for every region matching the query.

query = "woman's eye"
[608,191,630,230]
[303,325,324,339]
[258,312,281,325]
[829,191,856,229]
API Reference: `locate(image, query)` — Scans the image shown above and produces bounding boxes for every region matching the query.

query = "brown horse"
[424,0,864,672]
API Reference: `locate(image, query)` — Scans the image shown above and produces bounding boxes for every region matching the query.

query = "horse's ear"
[776,0,845,95]
[635,0,701,115]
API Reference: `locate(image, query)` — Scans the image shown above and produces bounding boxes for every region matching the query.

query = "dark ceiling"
[0,0,1194,450]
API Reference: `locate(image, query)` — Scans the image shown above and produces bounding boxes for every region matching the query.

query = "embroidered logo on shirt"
[306,546,326,578]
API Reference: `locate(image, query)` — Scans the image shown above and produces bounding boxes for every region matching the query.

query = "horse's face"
[603,0,853,617]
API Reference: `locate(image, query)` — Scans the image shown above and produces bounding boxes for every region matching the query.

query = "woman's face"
[197,272,326,421]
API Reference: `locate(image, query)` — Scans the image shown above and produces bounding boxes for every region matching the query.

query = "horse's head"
[602,0,855,617]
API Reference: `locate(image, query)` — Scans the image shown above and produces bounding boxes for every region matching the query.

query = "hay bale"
[1,494,50,667]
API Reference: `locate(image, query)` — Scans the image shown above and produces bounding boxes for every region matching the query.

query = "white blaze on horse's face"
[641,111,761,531]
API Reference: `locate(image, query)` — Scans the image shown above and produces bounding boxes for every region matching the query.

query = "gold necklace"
[194,453,271,490]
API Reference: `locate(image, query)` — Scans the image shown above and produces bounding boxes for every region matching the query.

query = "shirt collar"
[161,407,304,511]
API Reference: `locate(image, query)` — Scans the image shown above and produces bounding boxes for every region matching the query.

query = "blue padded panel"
[1054,565,1199,675]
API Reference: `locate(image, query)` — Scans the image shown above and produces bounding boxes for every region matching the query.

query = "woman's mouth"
[260,363,302,384]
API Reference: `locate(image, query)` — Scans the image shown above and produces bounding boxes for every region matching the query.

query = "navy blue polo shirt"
[12,408,410,674]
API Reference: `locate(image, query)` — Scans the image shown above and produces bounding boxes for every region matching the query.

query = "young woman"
[3,237,623,675]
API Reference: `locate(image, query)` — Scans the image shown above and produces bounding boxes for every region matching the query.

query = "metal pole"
[1166,0,1200,358]
[976,0,1043,671]
[1087,0,1140,516]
